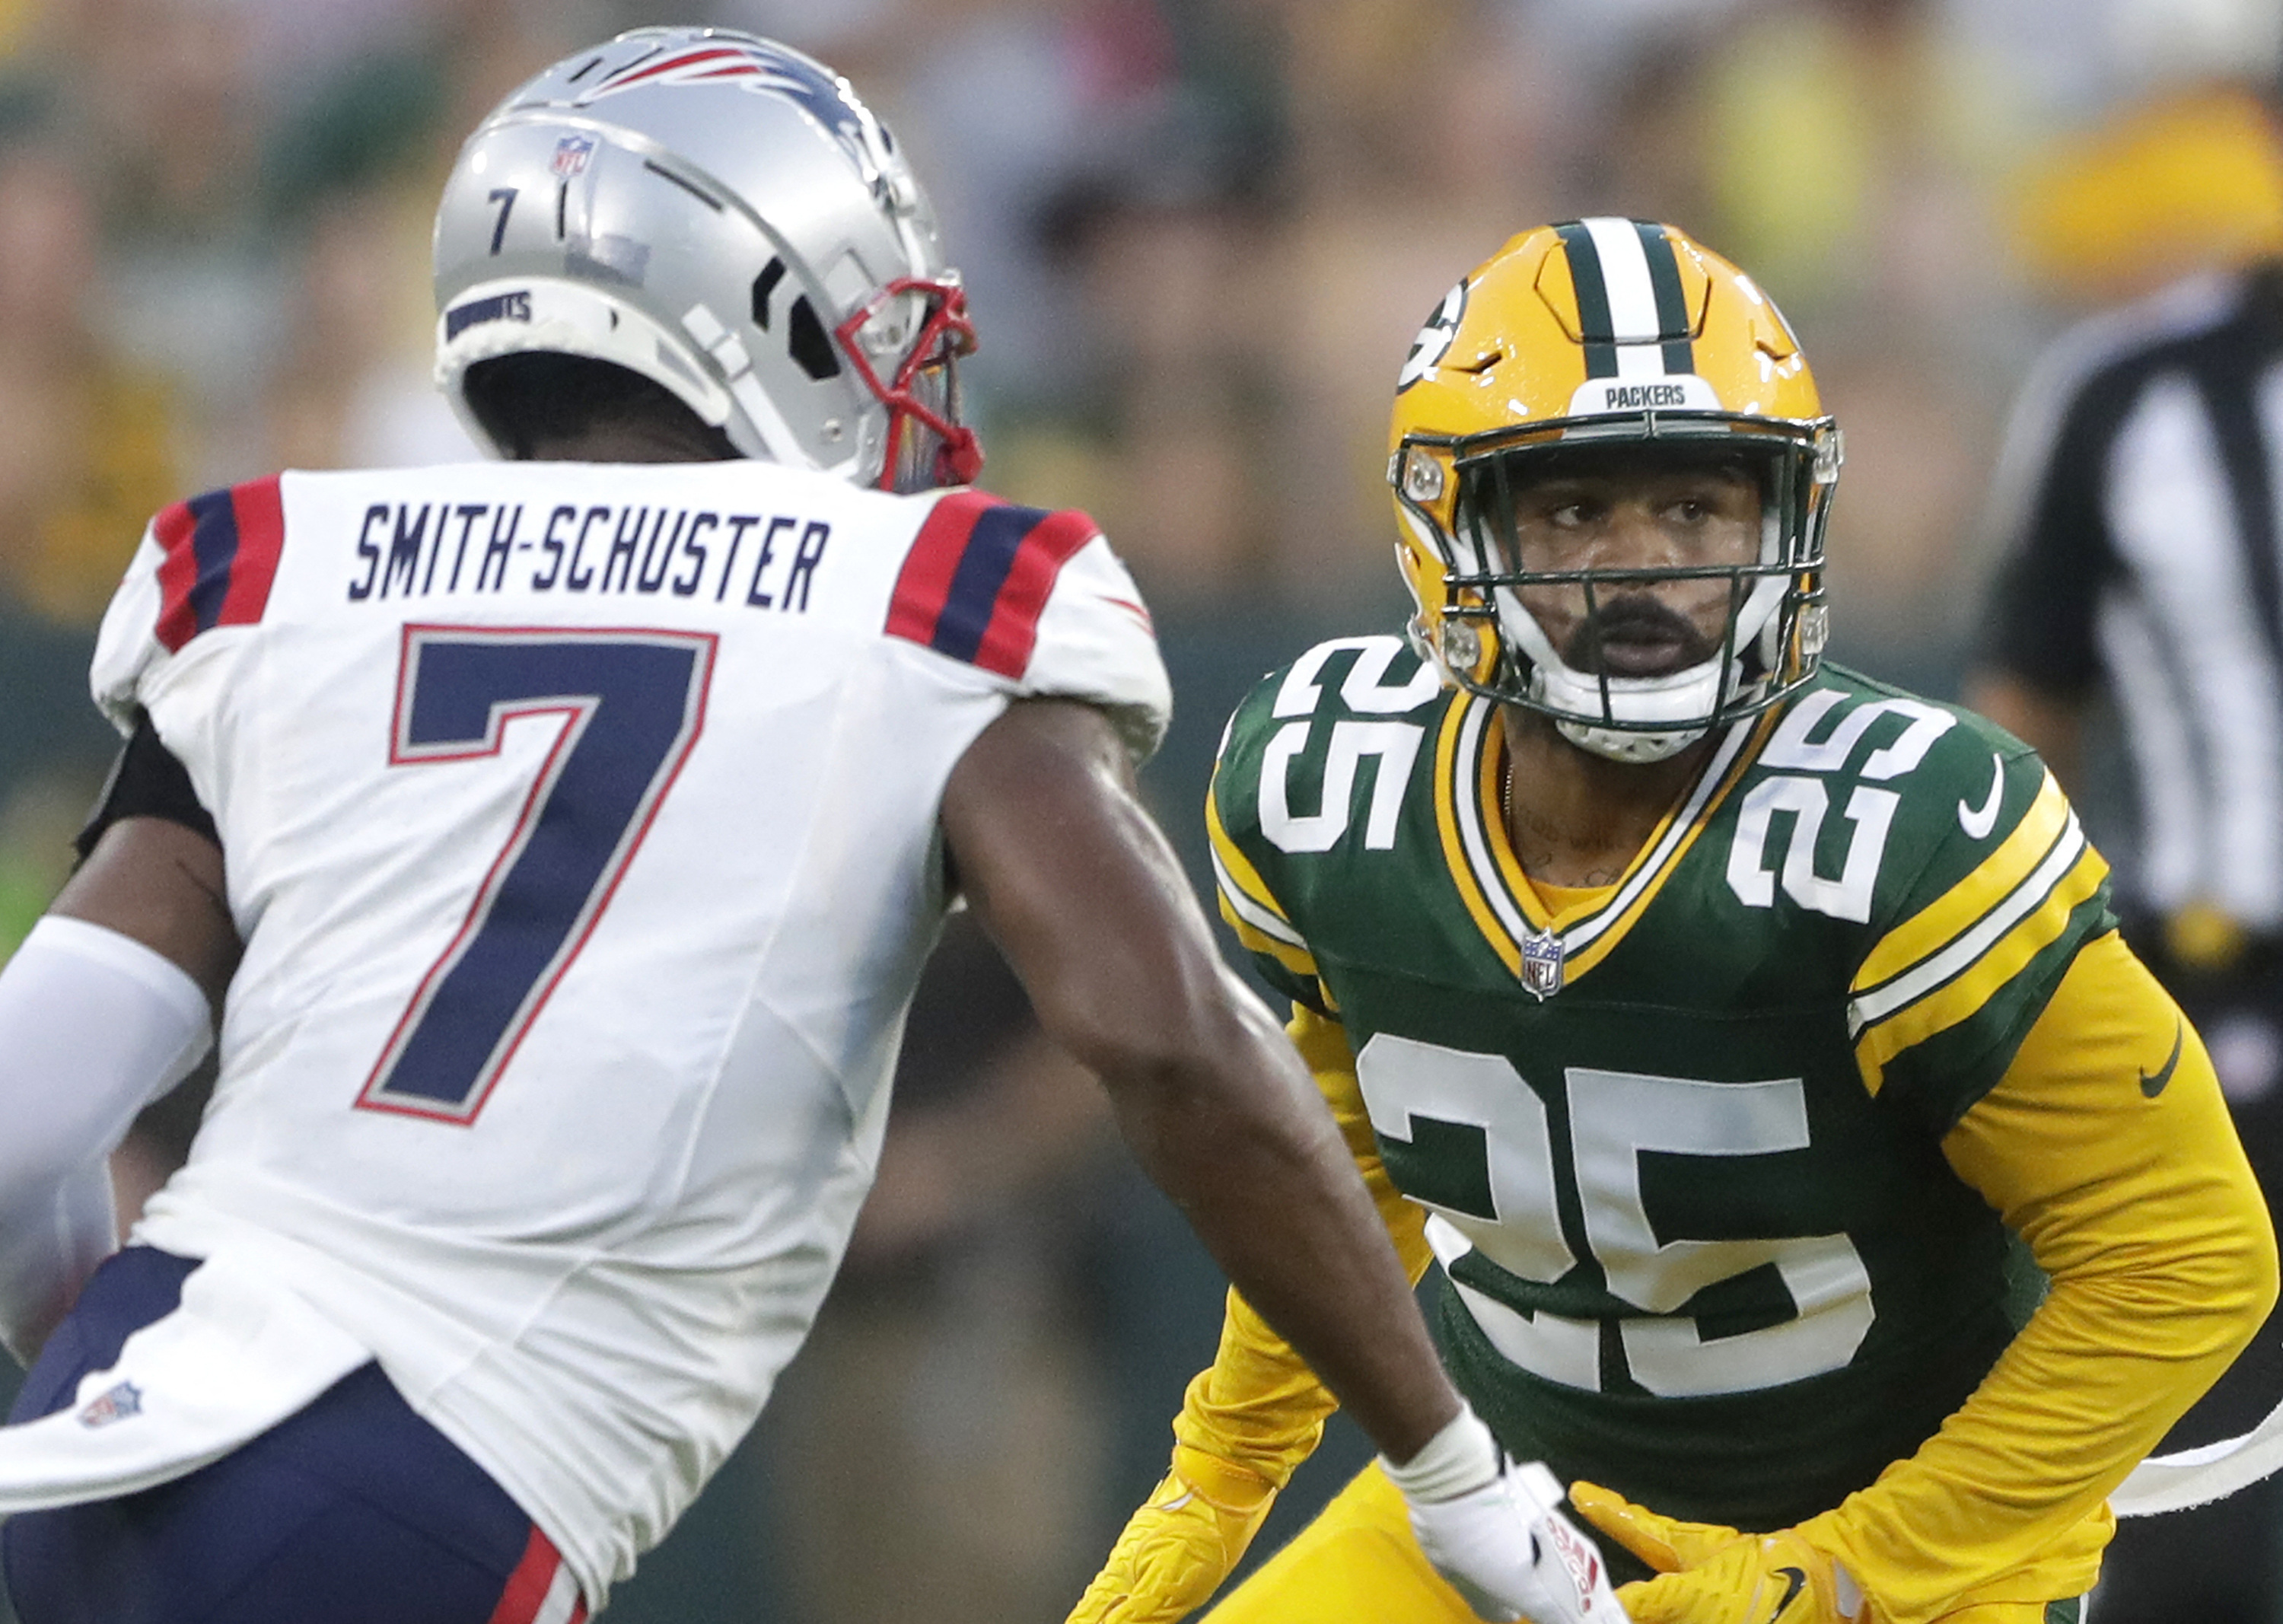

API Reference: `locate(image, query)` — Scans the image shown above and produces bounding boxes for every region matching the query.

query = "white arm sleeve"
[0,916,214,1365]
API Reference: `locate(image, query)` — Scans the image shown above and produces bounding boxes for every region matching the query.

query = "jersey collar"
[1431,689,1773,989]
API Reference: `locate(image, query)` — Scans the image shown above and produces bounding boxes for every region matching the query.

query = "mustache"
[1561,593,1722,673]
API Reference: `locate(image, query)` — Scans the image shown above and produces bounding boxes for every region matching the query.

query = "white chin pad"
[1547,675,1715,761]
[1553,713,1708,763]
[1533,657,1724,731]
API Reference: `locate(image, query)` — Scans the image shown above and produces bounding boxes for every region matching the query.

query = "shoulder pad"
[1256,635,1443,725]
[1736,677,2065,928]
[884,490,1102,679]
[151,477,287,652]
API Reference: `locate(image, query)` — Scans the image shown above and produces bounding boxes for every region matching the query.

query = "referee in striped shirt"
[1970,256,2283,1624]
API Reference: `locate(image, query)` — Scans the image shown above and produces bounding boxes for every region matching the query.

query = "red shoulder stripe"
[151,498,203,653]
[971,507,1099,679]
[217,476,284,630]
[887,494,1111,679]
[147,477,285,654]
[885,489,993,650]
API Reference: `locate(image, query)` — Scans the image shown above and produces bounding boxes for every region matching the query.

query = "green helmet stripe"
[1632,219,1696,374]
[1555,220,1620,379]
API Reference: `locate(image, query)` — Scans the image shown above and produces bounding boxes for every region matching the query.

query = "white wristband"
[1380,1403,1502,1504]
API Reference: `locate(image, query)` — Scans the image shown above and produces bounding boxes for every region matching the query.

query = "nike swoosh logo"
[1764,1565,1807,1622]
[1957,753,2004,839]
[2141,1022,2186,1097]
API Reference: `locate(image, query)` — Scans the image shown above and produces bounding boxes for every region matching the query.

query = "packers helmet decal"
[1388,218,1840,763]
[1398,279,1467,393]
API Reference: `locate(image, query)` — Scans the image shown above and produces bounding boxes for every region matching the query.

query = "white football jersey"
[84,458,1170,1606]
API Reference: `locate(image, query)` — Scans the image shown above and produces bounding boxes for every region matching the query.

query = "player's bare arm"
[53,818,240,1011]
[950,701,1622,1622]
[939,697,1457,1462]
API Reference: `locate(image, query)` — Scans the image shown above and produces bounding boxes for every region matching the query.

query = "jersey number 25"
[1358,1032,1874,1398]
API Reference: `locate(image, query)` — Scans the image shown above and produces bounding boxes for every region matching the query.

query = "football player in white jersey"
[0,27,1622,1624]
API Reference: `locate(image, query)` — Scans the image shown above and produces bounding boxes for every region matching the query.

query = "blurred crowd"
[2,0,2281,1619]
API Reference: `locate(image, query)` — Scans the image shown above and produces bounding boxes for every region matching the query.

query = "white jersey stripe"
[535,1559,585,1624]
[1848,814,2087,1034]
[1211,846,1307,948]
[1452,699,1537,951]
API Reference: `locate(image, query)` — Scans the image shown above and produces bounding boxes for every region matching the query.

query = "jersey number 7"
[358,626,717,1124]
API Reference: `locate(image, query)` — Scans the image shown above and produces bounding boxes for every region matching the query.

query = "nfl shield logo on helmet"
[550,133,597,178]
[76,1380,143,1428]
[1520,928,1565,1000]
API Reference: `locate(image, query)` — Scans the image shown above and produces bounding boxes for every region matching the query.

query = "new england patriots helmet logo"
[581,39,899,202]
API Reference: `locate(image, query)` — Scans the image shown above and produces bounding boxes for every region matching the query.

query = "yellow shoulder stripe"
[1205,782,1283,917]
[1854,843,2109,1095]
[1855,770,2070,994]
[1217,892,1320,979]
[1206,782,1319,980]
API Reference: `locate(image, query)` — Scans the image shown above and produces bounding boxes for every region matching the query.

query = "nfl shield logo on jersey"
[76,1380,143,1428]
[1520,928,1564,1000]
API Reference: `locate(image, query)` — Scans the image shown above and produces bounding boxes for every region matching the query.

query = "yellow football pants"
[1202,1462,2081,1623]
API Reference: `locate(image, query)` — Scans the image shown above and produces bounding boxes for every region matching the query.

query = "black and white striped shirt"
[1981,262,2283,934]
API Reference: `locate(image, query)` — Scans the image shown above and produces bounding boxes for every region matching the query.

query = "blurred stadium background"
[1,0,2279,1617]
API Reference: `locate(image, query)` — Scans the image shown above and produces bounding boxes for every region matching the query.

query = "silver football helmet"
[433,27,980,491]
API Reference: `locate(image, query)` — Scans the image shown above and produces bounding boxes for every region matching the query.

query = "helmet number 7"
[486,187,517,255]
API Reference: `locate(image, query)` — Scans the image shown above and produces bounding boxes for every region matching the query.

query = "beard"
[1562,591,1724,678]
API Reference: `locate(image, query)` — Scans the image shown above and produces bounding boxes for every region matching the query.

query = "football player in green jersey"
[1065,218,2279,1624]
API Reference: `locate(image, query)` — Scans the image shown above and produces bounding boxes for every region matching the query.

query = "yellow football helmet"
[1387,218,1841,762]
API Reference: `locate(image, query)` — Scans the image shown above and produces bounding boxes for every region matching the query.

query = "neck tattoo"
[1501,755,1627,888]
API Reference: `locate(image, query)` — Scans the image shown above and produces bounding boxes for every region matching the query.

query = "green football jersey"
[1206,635,2114,1551]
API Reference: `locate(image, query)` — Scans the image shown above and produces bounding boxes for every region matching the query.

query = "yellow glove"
[1568,1482,1864,1624]
[1065,1444,1278,1624]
